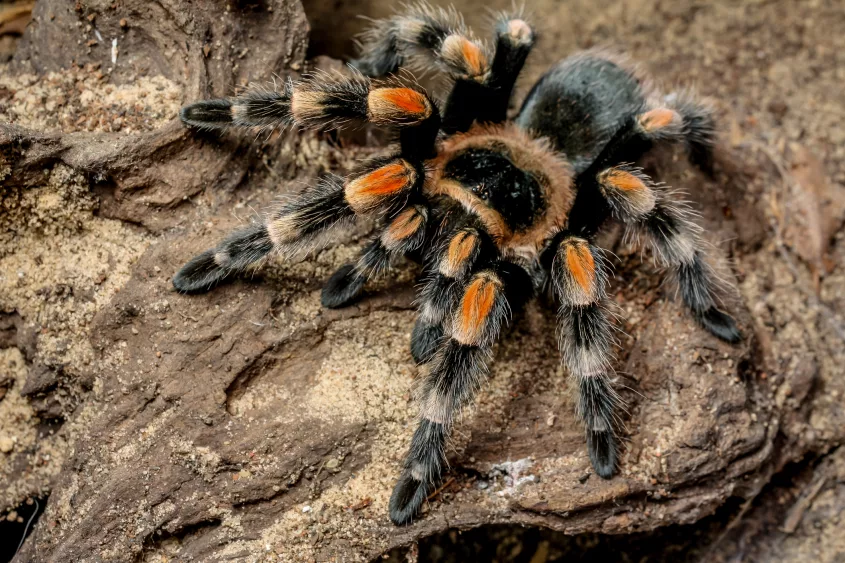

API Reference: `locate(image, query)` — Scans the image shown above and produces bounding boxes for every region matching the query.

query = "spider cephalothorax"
[428,123,574,259]
[174,3,742,526]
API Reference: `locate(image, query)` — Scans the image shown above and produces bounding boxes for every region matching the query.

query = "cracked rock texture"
[1,0,843,561]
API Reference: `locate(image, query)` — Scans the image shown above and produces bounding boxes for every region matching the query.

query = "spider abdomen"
[516,53,646,174]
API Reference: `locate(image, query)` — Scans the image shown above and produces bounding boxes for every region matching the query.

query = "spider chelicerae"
[174,4,742,526]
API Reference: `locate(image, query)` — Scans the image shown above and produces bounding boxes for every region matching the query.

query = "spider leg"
[663,90,717,175]
[390,260,533,525]
[582,107,687,169]
[485,15,537,117]
[321,203,429,308]
[568,105,716,237]
[352,5,535,132]
[177,73,443,293]
[173,157,423,293]
[352,4,488,83]
[594,164,742,343]
[411,224,498,363]
[566,107,684,237]
[548,233,620,478]
[586,103,715,175]
[180,74,440,159]
[443,13,536,132]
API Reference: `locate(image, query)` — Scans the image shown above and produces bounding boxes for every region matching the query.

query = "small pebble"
[0,436,13,454]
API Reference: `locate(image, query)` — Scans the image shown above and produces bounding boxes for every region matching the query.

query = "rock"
[782,143,845,276]
[0,435,13,454]
[0,312,21,349]
[4,123,800,563]
[16,0,309,100]
[3,0,309,233]
[20,363,60,397]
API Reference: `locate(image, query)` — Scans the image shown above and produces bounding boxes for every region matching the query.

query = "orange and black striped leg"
[644,201,740,342]
[392,263,532,525]
[596,165,741,342]
[441,15,536,132]
[173,157,422,293]
[411,226,490,364]
[471,14,536,126]
[322,204,429,308]
[352,5,502,134]
[636,101,717,174]
[549,233,620,478]
[567,107,692,237]
[598,108,686,169]
[569,105,716,237]
[180,75,440,159]
[180,74,433,130]
[585,105,713,176]
[352,5,489,83]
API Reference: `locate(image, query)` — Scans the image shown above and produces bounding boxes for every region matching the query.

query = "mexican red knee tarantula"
[175,4,742,525]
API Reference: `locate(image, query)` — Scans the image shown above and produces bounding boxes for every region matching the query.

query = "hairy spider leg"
[352,4,489,83]
[390,259,534,525]
[321,202,430,308]
[571,110,741,342]
[174,76,442,293]
[442,14,536,133]
[352,5,536,133]
[321,198,474,309]
[546,232,620,478]
[663,90,718,175]
[180,74,440,159]
[410,221,498,363]
[173,158,421,292]
[599,164,740,342]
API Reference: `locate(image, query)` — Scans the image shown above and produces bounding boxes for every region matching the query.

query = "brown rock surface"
[0,0,843,561]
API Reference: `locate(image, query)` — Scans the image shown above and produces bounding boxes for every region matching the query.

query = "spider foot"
[587,430,618,479]
[388,470,433,526]
[696,307,742,343]
[180,99,234,129]
[321,264,366,308]
[173,224,272,293]
[173,250,232,293]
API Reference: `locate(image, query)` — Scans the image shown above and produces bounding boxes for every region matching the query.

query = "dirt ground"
[1,0,844,561]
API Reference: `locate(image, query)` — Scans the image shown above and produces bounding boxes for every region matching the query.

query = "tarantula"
[174,5,742,525]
